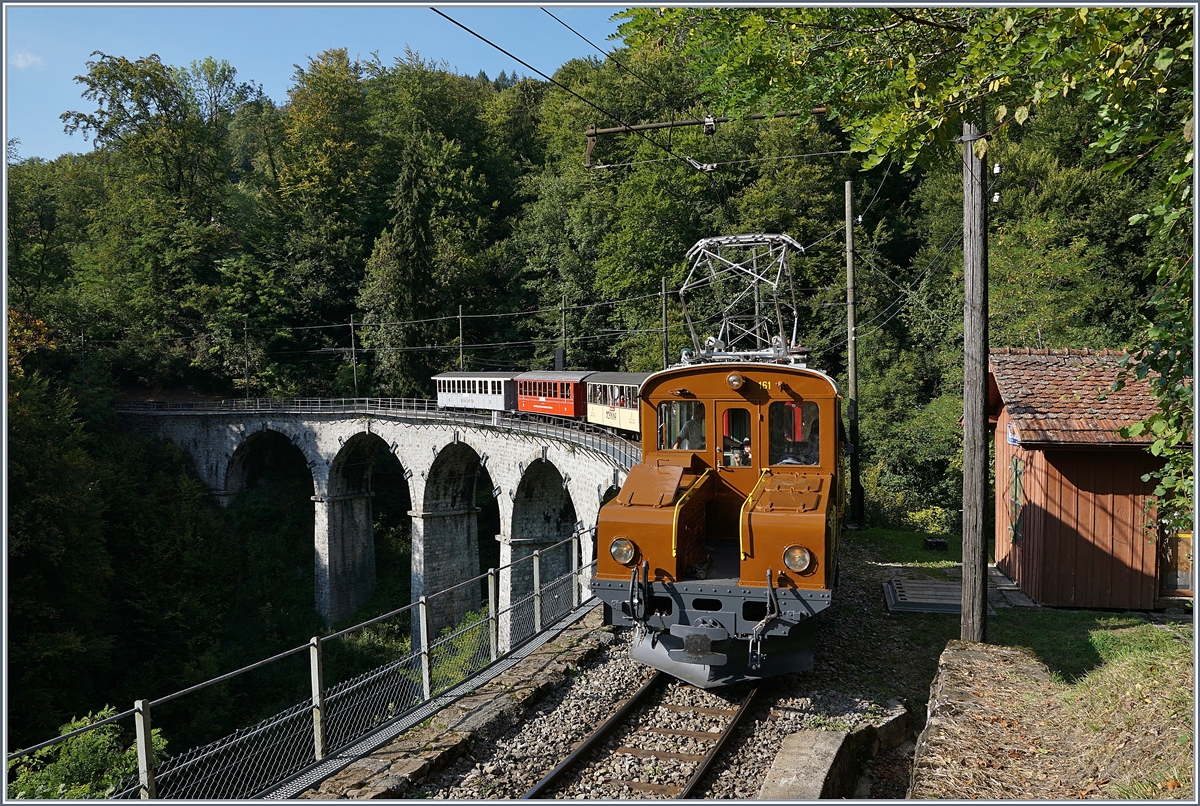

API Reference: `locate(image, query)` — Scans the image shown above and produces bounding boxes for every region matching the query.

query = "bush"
[863,463,963,535]
[6,707,166,799]
[903,506,959,536]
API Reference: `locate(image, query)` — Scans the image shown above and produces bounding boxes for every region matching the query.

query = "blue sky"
[3,3,628,161]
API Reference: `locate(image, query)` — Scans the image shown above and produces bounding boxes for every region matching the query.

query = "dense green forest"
[7,7,1190,778]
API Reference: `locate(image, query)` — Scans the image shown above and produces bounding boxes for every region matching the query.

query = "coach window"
[658,401,706,451]
[768,401,820,465]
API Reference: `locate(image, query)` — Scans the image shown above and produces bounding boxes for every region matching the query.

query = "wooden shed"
[989,348,1180,610]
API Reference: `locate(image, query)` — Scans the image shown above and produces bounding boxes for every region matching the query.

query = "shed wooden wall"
[994,406,1162,609]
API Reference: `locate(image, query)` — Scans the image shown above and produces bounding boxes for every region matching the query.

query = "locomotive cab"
[591,362,844,687]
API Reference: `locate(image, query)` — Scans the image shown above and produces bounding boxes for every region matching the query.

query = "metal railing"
[115,397,642,470]
[6,533,597,800]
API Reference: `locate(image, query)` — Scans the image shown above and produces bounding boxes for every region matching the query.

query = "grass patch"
[991,608,1188,684]
[851,527,965,568]
[851,523,1194,799]
[1065,627,1193,798]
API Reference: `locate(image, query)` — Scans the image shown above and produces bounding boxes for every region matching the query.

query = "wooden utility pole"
[961,120,989,643]
[244,317,250,399]
[458,305,464,371]
[349,315,358,398]
[845,181,863,527]
[662,277,669,370]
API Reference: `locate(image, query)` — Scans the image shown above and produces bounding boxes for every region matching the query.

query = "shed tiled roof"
[988,348,1159,446]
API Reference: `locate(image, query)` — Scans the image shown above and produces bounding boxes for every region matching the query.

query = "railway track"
[522,672,761,799]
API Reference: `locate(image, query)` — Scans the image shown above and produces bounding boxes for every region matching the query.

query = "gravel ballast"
[309,531,964,799]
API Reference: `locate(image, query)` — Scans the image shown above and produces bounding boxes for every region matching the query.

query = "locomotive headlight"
[783,545,813,573]
[726,372,745,390]
[609,537,637,565]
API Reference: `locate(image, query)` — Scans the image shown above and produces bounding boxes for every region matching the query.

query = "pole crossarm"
[583,109,827,167]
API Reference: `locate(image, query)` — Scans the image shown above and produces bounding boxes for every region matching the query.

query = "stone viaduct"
[117,399,638,632]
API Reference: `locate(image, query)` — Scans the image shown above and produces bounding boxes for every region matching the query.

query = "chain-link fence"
[6,533,594,800]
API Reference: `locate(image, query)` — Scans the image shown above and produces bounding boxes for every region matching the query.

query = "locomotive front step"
[630,623,816,689]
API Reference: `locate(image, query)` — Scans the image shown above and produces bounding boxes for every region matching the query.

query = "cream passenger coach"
[434,370,650,434]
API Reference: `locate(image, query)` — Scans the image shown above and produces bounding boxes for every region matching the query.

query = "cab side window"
[658,401,707,451]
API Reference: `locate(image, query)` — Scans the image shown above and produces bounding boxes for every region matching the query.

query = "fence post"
[309,636,327,761]
[487,568,498,662]
[571,532,581,608]
[533,550,542,633]
[418,596,432,701]
[134,699,156,799]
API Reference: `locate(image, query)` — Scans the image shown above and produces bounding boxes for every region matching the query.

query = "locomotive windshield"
[768,400,820,465]
[658,401,707,450]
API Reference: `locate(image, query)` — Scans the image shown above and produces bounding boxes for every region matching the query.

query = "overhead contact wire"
[430,8,695,172]
[540,7,676,106]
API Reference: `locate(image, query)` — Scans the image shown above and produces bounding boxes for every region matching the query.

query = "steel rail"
[522,674,761,800]
[676,683,762,798]
[521,672,666,799]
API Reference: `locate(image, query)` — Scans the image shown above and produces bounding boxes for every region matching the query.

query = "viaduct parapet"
[117,399,638,630]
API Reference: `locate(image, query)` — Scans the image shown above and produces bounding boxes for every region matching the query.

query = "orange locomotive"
[591,359,844,687]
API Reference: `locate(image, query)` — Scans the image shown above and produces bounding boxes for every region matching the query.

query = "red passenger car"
[513,371,593,418]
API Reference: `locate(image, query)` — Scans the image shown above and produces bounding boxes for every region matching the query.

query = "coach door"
[712,402,757,538]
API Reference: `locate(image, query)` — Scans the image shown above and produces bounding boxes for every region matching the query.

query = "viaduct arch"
[118,402,636,628]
